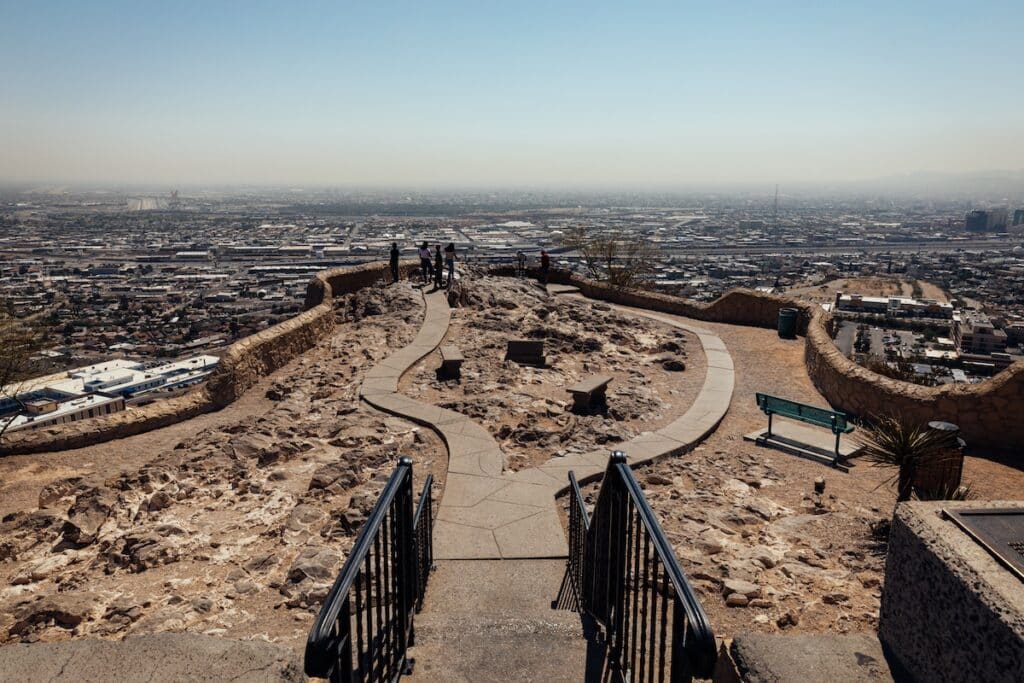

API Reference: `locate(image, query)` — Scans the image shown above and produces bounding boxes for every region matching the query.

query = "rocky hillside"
[0,285,445,650]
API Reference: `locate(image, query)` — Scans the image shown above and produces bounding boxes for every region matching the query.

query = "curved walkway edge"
[504,288,735,495]
[357,283,735,561]
[360,289,506,480]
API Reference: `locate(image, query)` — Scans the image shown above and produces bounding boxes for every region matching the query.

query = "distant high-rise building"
[965,210,988,232]
[988,208,1008,231]
[1014,209,1024,226]
[965,209,1008,232]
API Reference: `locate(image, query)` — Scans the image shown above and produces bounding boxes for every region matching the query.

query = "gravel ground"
[574,313,1024,641]
[0,285,446,655]
[401,276,706,470]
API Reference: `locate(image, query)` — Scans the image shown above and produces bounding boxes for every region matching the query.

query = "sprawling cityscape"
[4,187,1023,427]
[2,1,1023,680]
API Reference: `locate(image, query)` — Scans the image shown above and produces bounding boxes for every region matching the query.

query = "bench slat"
[756,392,851,434]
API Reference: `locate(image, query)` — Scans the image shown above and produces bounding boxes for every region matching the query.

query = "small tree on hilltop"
[562,225,660,289]
[0,311,46,444]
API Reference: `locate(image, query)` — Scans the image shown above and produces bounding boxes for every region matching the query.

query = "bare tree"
[0,311,47,444]
[562,225,660,289]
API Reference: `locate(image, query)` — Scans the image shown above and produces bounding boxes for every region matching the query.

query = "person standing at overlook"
[433,244,443,289]
[389,242,400,283]
[444,242,457,288]
[516,250,526,277]
[418,241,433,284]
[540,249,550,284]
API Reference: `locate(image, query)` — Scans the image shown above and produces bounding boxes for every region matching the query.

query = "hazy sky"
[2,1,1022,188]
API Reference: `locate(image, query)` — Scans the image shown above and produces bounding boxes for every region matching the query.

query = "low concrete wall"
[0,260,414,455]
[879,501,1024,683]
[497,267,1023,452]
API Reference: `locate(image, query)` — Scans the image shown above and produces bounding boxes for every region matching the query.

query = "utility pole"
[773,184,779,241]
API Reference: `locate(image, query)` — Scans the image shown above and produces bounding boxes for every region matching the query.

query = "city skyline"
[3,1,1024,187]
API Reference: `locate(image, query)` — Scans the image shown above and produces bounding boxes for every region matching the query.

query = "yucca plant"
[855,416,959,503]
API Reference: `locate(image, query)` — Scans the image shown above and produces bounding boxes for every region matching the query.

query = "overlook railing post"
[396,457,415,674]
[305,456,434,683]
[567,449,717,682]
[607,450,629,675]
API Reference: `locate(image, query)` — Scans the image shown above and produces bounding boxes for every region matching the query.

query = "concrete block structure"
[879,501,1024,683]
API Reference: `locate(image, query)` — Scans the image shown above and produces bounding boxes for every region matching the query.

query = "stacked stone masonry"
[494,266,1024,452]
[0,261,418,455]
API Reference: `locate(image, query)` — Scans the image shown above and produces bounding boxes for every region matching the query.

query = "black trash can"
[777,307,798,338]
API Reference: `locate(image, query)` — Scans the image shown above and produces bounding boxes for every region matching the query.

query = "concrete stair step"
[405,615,590,682]
[405,559,592,682]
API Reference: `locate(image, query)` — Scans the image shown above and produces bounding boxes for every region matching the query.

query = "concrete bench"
[438,344,464,379]
[567,374,612,413]
[505,339,545,366]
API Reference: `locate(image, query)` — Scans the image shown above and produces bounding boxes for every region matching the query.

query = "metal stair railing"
[305,457,434,682]
[567,451,717,682]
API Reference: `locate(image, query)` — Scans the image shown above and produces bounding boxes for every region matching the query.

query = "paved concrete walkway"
[359,283,735,561]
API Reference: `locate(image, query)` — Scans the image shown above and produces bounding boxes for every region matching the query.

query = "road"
[585,238,1020,257]
[342,222,362,250]
[835,321,857,356]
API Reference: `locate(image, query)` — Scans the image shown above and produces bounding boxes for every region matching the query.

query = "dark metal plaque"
[943,507,1024,582]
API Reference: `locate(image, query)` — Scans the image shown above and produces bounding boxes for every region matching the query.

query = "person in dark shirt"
[444,242,457,289]
[540,250,550,284]
[434,244,443,289]
[389,242,400,283]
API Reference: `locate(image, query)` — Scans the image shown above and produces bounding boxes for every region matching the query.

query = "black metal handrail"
[305,457,433,682]
[412,474,434,612]
[567,471,589,611]
[568,452,717,681]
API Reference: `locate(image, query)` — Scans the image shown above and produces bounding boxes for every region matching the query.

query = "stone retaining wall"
[804,307,1024,451]
[0,261,413,455]
[494,267,1023,452]
[493,266,814,332]
[7,260,1021,455]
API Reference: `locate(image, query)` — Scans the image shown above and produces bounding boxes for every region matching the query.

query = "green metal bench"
[755,392,854,459]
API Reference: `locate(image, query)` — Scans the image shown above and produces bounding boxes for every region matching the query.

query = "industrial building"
[834,292,954,319]
[0,355,219,434]
[951,310,1008,355]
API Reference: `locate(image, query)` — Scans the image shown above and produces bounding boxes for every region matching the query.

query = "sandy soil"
[571,313,1024,641]
[784,276,949,304]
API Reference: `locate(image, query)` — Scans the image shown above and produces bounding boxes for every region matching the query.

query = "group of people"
[387,243,552,288]
[389,241,457,289]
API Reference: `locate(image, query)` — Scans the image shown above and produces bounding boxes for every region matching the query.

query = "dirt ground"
[401,276,706,470]
[571,312,1024,640]
[2,274,1020,656]
[0,285,446,654]
[784,276,949,304]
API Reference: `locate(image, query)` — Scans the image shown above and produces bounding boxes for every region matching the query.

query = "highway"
[612,238,1019,257]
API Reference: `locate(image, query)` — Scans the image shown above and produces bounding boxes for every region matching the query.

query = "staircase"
[404,560,591,682]
[304,454,717,682]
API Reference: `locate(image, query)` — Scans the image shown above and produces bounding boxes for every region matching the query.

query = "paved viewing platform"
[359,283,735,561]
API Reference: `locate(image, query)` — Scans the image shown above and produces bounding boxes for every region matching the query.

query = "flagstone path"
[360,283,735,560]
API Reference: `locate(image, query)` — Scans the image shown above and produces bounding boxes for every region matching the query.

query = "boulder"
[62,487,117,546]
